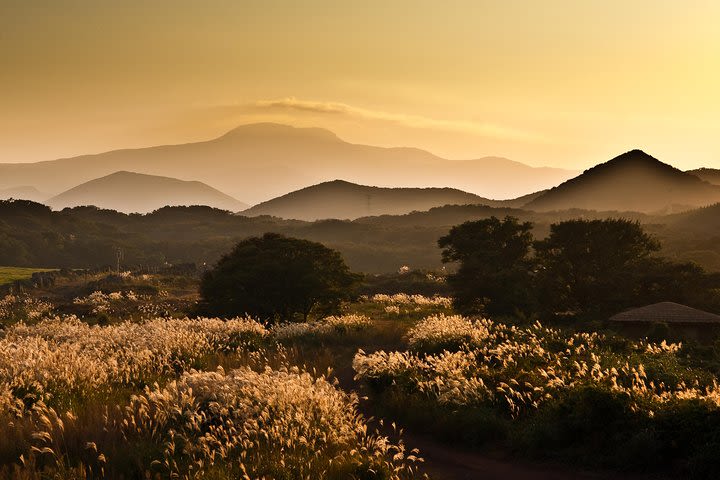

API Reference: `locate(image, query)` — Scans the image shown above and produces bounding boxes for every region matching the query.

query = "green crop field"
[0,266,55,286]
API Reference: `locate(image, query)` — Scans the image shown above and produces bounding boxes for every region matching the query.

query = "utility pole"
[115,247,123,274]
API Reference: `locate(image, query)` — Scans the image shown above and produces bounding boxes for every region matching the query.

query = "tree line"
[197,217,720,325]
[439,216,720,320]
[4,199,720,275]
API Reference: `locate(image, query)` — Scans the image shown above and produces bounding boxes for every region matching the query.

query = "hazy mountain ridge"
[4,126,718,217]
[525,150,720,213]
[240,179,541,221]
[0,186,48,203]
[687,168,720,185]
[0,123,578,204]
[667,201,720,232]
[47,171,247,213]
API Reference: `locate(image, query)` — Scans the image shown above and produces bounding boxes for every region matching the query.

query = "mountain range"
[250,150,720,219]
[0,123,577,204]
[1,125,719,218]
[46,171,247,213]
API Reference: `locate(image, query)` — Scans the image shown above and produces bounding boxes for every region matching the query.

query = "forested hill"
[1,199,719,273]
[526,150,720,213]
[240,180,503,221]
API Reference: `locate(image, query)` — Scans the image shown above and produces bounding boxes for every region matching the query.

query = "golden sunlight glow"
[1,0,719,169]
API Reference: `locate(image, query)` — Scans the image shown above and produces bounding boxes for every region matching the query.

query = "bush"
[198,233,359,322]
[521,386,638,462]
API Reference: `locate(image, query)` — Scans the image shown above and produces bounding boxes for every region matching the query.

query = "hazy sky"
[2,0,719,169]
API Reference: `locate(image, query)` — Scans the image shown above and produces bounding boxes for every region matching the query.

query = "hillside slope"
[0,186,48,202]
[240,180,515,220]
[525,150,720,213]
[687,168,720,186]
[47,171,247,213]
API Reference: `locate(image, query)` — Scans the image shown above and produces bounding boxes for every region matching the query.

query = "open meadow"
[0,275,426,480]
[1,270,719,479]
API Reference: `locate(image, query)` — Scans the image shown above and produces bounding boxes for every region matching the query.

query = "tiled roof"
[609,302,720,324]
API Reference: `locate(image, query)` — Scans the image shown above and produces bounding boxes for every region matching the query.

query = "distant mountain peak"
[613,149,653,161]
[574,149,693,182]
[241,180,496,221]
[47,171,247,213]
[593,149,669,170]
[312,179,371,189]
[217,123,341,143]
[525,149,718,213]
[105,170,146,178]
[622,148,650,156]
[322,179,355,186]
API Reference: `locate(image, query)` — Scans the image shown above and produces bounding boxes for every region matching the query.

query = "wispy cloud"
[253,97,546,142]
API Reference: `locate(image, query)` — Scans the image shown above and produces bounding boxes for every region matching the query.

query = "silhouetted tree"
[534,219,661,317]
[438,216,535,316]
[198,233,359,322]
[635,259,720,312]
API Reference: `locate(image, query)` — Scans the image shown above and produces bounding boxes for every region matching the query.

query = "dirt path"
[331,322,657,480]
[339,368,637,480]
[351,389,643,480]
[400,431,645,480]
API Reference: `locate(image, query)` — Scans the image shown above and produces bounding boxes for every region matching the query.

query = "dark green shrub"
[198,233,359,322]
[520,386,638,464]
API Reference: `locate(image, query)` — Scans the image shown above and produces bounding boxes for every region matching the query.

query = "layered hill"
[240,180,528,220]
[46,171,247,213]
[0,186,47,203]
[667,202,720,233]
[525,150,720,213]
[687,168,720,186]
[0,123,577,204]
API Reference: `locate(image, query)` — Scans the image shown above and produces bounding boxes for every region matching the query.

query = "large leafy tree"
[438,216,535,316]
[534,219,661,317]
[199,233,359,322]
[635,259,720,312]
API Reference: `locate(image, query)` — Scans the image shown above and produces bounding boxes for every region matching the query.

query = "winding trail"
[399,431,646,480]
[330,319,661,480]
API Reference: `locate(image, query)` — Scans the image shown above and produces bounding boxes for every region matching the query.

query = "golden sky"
[1,0,719,169]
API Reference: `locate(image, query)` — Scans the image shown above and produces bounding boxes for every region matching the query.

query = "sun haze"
[1,0,719,172]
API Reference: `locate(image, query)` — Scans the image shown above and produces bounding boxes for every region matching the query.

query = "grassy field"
[3,275,719,478]
[0,291,428,479]
[0,266,55,286]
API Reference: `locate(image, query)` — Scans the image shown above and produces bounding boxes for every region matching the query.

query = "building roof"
[609,302,720,324]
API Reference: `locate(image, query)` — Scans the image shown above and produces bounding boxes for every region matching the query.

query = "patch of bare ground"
[331,318,667,480]
[399,430,663,480]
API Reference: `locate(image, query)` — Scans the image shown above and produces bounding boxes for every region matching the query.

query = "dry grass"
[354,315,711,418]
[0,304,431,479]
